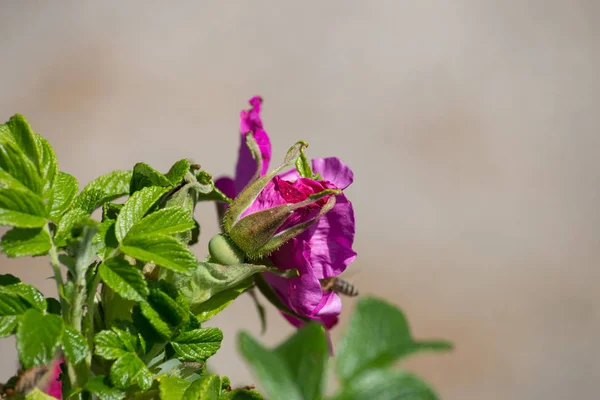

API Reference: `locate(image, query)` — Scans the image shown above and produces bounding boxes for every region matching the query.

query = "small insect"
[320,277,359,297]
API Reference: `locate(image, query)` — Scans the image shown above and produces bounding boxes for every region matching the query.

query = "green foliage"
[331,370,439,400]
[49,172,78,221]
[62,325,89,364]
[120,234,197,274]
[170,328,223,362]
[115,186,169,242]
[0,276,48,338]
[25,389,59,400]
[0,114,450,400]
[275,323,329,400]
[336,297,453,383]
[17,309,63,368]
[72,170,132,213]
[240,297,453,400]
[165,262,266,316]
[1,226,52,257]
[239,332,303,400]
[98,258,149,302]
[85,376,126,400]
[94,327,153,390]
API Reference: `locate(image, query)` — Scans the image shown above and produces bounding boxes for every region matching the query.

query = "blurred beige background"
[1,1,599,399]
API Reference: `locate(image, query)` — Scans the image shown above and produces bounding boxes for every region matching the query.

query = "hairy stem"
[84,267,101,353]
[45,224,64,289]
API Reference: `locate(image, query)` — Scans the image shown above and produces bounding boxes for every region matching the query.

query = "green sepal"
[223,140,307,233]
[228,188,339,259]
[163,262,267,315]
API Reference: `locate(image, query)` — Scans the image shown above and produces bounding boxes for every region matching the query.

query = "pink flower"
[216,97,356,329]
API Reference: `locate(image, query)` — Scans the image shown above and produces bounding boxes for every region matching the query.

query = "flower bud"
[222,137,340,259]
[208,233,245,265]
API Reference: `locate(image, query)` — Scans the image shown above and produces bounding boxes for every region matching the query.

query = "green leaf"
[222,389,265,400]
[1,227,51,257]
[165,262,266,312]
[0,273,20,285]
[0,134,43,195]
[73,170,132,213]
[49,172,78,220]
[0,170,47,227]
[0,315,18,337]
[0,116,57,196]
[54,208,89,246]
[85,376,126,400]
[336,297,453,383]
[130,162,173,194]
[98,258,149,302]
[275,323,328,400]
[0,115,40,170]
[147,286,188,328]
[159,376,190,400]
[110,352,153,391]
[333,370,439,400]
[165,159,191,185]
[46,298,61,315]
[0,281,47,312]
[164,182,210,214]
[94,330,129,360]
[95,219,118,259]
[62,325,89,364]
[194,281,250,323]
[120,234,197,275]
[134,302,173,341]
[24,389,57,400]
[16,309,63,368]
[127,207,195,238]
[115,186,168,242]
[170,328,223,362]
[238,332,303,400]
[0,291,30,322]
[181,374,220,400]
[32,134,58,196]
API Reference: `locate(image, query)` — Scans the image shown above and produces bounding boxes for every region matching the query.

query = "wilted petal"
[312,158,354,190]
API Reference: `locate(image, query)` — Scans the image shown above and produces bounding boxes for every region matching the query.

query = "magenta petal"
[43,358,64,399]
[296,194,356,279]
[314,291,342,316]
[239,179,287,219]
[214,177,236,200]
[312,158,354,190]
[234,97,272,193]
[269,240,323,315]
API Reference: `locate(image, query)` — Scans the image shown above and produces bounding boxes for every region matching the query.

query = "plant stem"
[84,267,102,353]
[45,224,64,288]
[142,343,167,366]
